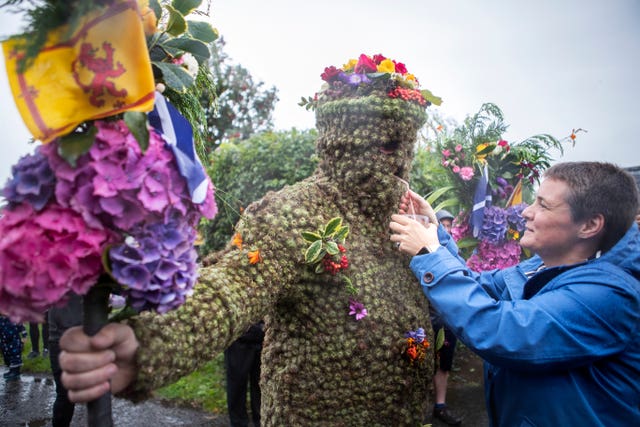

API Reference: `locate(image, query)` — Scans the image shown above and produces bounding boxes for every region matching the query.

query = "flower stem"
[83,283,113,427]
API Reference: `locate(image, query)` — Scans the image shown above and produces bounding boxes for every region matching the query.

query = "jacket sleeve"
[410,251,640,372]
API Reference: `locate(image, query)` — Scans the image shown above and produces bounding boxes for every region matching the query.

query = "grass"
[18,325,229,415]
[154,353,228,414]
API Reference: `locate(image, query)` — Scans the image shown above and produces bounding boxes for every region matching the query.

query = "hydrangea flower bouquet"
[0,1,219,425]
[432,103,579,271]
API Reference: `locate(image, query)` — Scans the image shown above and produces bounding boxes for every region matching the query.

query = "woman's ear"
[578,213,605,239]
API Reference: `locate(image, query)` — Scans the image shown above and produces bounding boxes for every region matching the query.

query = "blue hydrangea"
[3,148,55,211]
[479,206,508,244]
[506,203,528,234]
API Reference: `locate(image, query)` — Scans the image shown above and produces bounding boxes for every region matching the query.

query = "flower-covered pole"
[83,281,114,427]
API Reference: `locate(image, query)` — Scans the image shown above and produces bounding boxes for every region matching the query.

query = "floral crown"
[299,53,442,110]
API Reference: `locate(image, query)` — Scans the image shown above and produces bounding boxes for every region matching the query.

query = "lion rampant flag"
[2,0,155,143]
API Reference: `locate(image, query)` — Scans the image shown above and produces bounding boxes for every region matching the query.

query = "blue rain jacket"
[410,225,640,427]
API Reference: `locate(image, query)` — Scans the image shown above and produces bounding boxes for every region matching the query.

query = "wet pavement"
[0,371,229,426]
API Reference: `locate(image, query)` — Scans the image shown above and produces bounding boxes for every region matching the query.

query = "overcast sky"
[1,0,639,186]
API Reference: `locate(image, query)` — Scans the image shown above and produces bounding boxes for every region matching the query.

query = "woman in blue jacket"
[390,161,640,427]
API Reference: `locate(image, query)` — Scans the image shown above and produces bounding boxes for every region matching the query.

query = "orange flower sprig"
[231,232,262,265]
[248,250,262,265]
[404,328,430,366]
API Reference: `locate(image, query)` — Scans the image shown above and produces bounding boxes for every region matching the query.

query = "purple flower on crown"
[340,72,372,87]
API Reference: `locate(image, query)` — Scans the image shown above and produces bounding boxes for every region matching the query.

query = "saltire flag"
[506,178,523,207]
[148,92,208,204]
[2,0,155,143]
[470,163,492,237]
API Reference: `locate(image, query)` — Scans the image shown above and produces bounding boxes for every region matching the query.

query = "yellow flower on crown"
[342,58,358,72]
[377,58,395,73]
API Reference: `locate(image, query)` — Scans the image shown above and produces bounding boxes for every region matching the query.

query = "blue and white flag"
[148,92,208,204]
[470,164,492,238]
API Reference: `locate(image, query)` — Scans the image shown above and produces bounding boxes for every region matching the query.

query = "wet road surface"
[0,372,229,426]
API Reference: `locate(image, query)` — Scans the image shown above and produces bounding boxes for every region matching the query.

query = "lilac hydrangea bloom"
[3,148,55,211]
[109,208,199,314]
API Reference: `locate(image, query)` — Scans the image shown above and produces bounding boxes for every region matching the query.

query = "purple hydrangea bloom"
[109,209,198,314]
[479,206,508,244]
[506,203,528,234]
[3,147,55,211]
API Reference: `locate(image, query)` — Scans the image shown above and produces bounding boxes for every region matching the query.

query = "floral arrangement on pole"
[0,8,219,426]
[1,2,218,423]
[0,0,219,320]
[431,103,581,271]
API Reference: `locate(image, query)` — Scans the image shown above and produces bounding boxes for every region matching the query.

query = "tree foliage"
[201,38,279,149]
[201,129,318,251]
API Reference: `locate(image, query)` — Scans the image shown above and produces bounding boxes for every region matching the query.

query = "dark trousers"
[0,316,23,368]
[49,340,75,427]
[224,340,262,427]
[29,316,49,353]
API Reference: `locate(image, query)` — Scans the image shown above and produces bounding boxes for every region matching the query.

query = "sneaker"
[27,350,40,359]
[433,405,463,426]
[42,348,49,357]
[3,369,20,382]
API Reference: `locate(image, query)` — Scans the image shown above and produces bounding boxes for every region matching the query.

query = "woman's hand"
[59,322,139,403]
[389,213,440,255]
[398,190,437,225]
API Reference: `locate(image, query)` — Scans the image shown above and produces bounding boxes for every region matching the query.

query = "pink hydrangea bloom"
[467,240,521,272]
[0,203,112,322]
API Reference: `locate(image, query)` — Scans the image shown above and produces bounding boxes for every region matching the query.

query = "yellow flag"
[2,0,155,143]
[506,179,523,207]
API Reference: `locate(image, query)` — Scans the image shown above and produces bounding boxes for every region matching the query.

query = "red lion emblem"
[72,42,128,108]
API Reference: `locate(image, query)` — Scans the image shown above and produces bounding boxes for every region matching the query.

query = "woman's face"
[520,178,585,266]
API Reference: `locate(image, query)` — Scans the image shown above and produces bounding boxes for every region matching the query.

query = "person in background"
[48,294,83,427]
[225,321,265,427]
[0,315,26,382]
[27,313,49,359]
[430,209,463,426]
[390,161,640,426]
